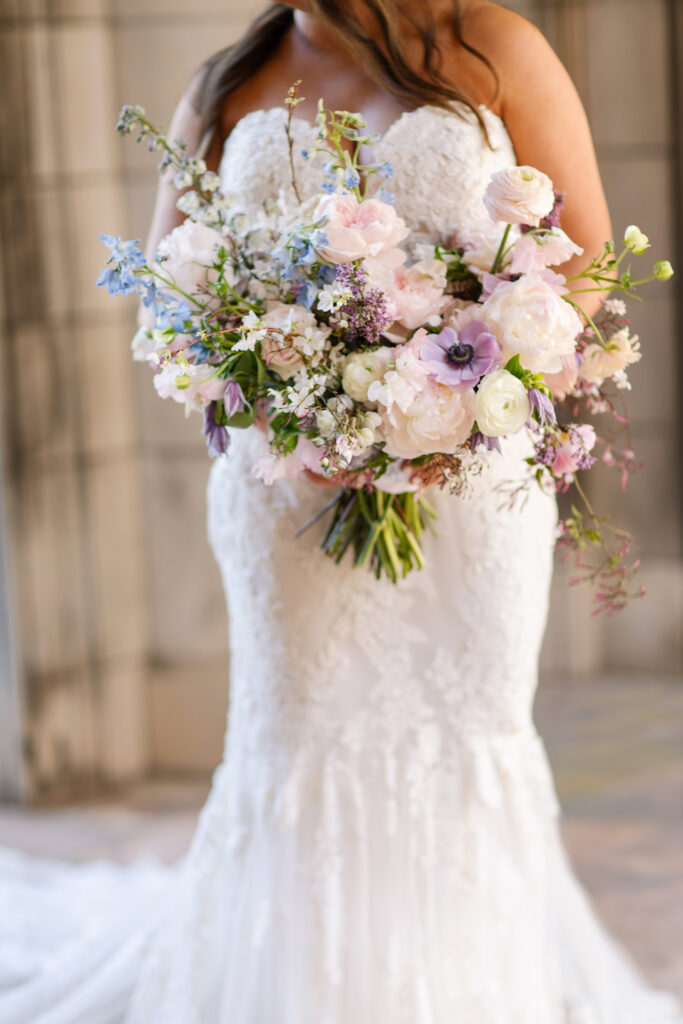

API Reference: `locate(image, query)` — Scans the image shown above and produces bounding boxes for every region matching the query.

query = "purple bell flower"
[528,387,557,426]
[224,379,246,419]
[202,401,230,459]
[421,320,502,389]
[471,431,502,455]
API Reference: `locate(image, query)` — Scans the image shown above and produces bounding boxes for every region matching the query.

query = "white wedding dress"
[0,103,681,1024]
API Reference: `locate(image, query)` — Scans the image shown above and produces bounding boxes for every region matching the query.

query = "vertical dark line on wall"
[43,29,104,724]
[667,0,683,539]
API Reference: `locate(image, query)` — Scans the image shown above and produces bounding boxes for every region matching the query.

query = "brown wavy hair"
[196,1,498,146]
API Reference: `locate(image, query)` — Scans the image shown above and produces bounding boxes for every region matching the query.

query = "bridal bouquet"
[99,86,673,613]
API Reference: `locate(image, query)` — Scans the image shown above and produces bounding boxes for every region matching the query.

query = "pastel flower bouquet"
[99,86,674,613]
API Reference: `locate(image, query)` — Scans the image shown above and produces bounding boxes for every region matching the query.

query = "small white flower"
[604,298,627,316]
[623,225,650,254]
[200,171,222,193]
[612,370,632,390]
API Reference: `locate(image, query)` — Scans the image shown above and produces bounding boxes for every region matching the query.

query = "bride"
[1,1,681,1021]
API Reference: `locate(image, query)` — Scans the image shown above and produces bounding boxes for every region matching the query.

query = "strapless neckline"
[221,102,511,165]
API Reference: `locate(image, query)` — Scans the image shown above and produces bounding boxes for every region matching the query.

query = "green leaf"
[503,354,525,380]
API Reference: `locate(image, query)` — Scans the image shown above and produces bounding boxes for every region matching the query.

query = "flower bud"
[623,225,650,254]
[654,259,674,281]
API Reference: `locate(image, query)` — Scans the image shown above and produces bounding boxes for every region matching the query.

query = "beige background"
[0,0,681,800]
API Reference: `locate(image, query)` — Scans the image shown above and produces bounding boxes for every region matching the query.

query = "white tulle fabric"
[0,104,681,1024]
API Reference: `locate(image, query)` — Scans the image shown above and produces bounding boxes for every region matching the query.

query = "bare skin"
[143,0,613,485]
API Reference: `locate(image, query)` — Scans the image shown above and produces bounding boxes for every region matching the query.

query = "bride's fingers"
[303,469,339,488]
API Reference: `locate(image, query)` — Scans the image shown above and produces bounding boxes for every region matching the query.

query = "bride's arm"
[464,4,614,317]
[141,75,224,266]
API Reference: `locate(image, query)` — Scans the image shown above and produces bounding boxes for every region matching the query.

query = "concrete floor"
[0,673,681,998]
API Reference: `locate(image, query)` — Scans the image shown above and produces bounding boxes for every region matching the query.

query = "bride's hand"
[303,469,339,488]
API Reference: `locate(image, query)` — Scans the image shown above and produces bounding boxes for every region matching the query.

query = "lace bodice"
[219,103,516,245]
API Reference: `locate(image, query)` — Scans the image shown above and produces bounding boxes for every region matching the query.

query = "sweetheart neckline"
[220,102,511,165]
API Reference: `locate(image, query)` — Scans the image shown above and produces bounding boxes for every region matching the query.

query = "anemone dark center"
[447,342,474,365]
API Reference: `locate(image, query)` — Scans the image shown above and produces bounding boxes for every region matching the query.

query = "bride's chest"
[218,105,517,245]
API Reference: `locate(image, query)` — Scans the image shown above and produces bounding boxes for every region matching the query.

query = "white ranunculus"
[480,271,582,374]
[380,379,475,459]
[341,348,392,402]
[156,220,227,298]
[473,369,531,437]
[484,166,555,227]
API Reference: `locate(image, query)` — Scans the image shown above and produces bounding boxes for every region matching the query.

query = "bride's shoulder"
[456,1,576,116]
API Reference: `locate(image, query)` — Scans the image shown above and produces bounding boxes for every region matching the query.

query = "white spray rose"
[480,271,582,374]
[473,369,531,437]
[341,348,392,402]
[484,166,555,227]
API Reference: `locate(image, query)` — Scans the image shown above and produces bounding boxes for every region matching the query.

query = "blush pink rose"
[365,257,447,330]
[314,194,409,264]
[510,228,583,275]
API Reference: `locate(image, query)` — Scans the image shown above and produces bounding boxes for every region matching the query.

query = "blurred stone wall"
[0,0,680,800]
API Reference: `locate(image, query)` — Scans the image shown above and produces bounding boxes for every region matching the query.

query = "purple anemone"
[421,320,502,389]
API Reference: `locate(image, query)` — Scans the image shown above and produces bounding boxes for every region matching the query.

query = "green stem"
[491,223,512,275]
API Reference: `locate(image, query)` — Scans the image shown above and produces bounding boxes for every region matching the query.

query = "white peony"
[473,369,530,437]
[156,220,227,297]
[341,348,392,402]
[484,166,555,227]
[380,379,475,459]
[480,271,582,374]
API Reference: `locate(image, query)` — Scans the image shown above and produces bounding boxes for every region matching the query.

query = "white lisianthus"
[623,225,650,254]
[473,369,531,437]
[480,271,582,374]
[341,348,392,402]
[484,166,555,227]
